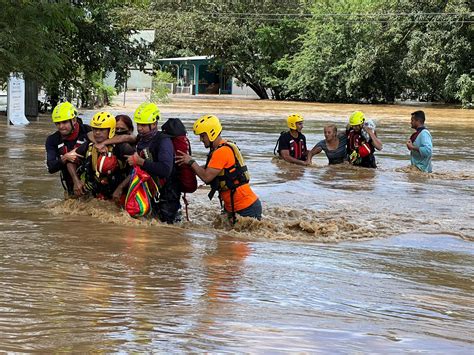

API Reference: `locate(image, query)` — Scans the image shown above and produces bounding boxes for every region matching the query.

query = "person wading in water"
[307,124,348,165]
[275,114,309,166]
[406,110,433,173]
[176,115,262,224]
[346,111,383,168]
[45,101,90,197]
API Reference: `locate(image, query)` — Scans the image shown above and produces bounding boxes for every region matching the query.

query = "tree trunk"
[247,82,269,99]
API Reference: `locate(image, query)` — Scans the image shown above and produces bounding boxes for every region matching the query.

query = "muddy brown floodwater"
[0,97,472,352]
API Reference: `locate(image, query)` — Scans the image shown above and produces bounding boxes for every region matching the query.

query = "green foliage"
[0,0,150,107]
[0,1,76,83]
[1,0,471,106]
[150,70,176,103]
[286,0,472,104]
[455,73,473,108]
[117,0,308,99]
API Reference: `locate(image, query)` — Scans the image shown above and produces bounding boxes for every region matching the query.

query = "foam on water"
[46,190,472,242]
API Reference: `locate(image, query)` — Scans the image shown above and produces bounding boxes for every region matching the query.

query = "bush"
[94,82,116,106]
[150,71,176,103]
[456,74,473,109]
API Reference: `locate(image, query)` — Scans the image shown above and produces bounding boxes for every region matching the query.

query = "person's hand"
[61,149,84,163]
[175,150,191,166]
[406,140,414,151]
[73,180,86,196]
[349,150,359,163]
[363,126,374,135]
[126,153,144,166]
[112,186,123,204]
[95,142,108,154]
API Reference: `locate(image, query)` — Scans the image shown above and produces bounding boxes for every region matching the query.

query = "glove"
[349,150,359,164]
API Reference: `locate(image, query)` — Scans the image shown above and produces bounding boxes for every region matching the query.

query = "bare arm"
[365,128,383,150]
[92,134,136,153]
[306,145,323,164]
[175,150,221,183]
[112,175,131,203]
[102,134,137,145]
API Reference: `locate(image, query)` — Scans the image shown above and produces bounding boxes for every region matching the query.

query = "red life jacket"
[274,131,308,160]
[410,127,426,143]
[290,137,307,160]
[347,130,374,155]
[161,118,198,193]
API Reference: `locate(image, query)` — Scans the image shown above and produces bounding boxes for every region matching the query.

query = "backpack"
[125,166,158,218]
[161,118,198,193]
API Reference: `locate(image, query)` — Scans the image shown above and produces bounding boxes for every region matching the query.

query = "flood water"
[0,98,473,352]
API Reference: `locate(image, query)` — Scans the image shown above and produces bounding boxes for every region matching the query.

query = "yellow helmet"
[287,114,304,130]
[349,111,365,126]
[134,102,160,124]
[52,101,77,123]
[91,111,116,139]
[193,115,222,142]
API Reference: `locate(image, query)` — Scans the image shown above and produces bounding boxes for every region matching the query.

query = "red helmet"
[97,153,118,175]
[358,143,372,158]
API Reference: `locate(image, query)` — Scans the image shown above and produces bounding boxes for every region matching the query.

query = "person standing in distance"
[406,110,433,173]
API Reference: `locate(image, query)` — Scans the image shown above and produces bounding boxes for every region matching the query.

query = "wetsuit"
[45,123,91,196]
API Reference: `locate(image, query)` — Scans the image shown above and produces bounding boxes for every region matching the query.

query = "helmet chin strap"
[67,120,75,135]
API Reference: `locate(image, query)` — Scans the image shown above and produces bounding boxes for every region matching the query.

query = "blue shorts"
[235,198,262,220]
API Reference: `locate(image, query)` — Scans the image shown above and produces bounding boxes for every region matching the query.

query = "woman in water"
[306,124,347,165]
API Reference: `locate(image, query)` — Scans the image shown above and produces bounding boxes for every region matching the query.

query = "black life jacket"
[57,123,89,194]
[137,132,170,189]
[206,141,251,224]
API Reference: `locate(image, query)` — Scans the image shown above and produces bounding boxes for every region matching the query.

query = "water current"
[0,97,472,352]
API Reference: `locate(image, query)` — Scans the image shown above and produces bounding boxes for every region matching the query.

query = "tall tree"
[0,0,150,106]
[0,1,76,83]
[118,0,309,99]
[285,0,472,104]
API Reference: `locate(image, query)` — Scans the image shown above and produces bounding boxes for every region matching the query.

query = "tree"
[117,0,309,99]
[401,0,472,103]
[285,0,472,104]
[0,1,151,107]
[0,1,76,83]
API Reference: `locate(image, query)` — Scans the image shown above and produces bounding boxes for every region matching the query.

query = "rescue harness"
[206,141,250,224]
